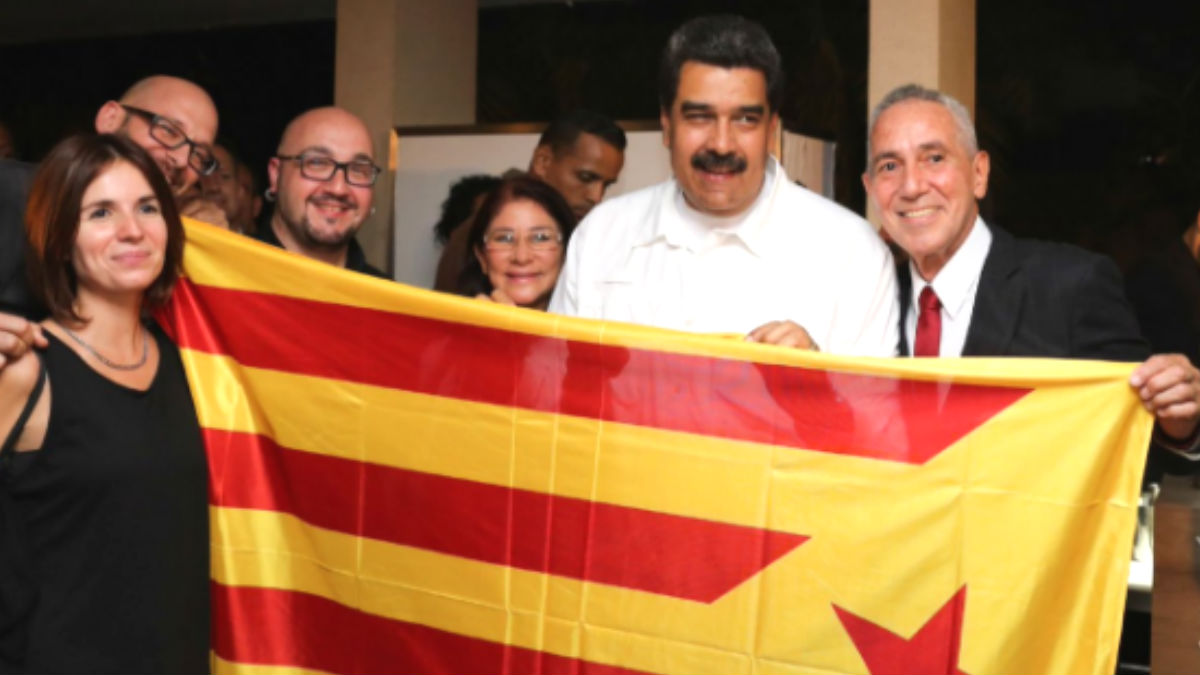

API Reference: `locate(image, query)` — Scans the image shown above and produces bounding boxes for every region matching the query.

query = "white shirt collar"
[641,157,782,257]
[909,216,992,321]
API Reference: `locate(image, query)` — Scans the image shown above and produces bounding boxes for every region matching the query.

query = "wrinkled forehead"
[870,101,967,157]
[282,119,374,161]
[125,86,218,145]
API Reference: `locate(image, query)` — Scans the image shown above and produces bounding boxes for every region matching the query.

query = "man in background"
[234,159,262,235]
[528,109,626,220]
[198,143,247,233]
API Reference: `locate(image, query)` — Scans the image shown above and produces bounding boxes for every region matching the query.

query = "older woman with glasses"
[0,134,208,673]
[456,174,577,311]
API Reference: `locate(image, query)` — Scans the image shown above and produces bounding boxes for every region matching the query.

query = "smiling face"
[268,107,375,252]
[863,99,990,281]
[474,198,565,310]
[95,76,219,196]
[661,61,776,217]
[73,160,168,300]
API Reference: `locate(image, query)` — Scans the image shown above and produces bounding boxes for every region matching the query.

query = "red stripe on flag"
[165,281,1030,465]
[213,582,654,675]
[207,428,807,603]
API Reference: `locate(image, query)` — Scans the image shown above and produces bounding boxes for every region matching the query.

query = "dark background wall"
[0,21,336,196]
[1,0,1198,269]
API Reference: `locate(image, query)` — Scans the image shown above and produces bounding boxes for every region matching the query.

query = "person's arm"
[1066,253,1200,458]
[1131,354,1200,452]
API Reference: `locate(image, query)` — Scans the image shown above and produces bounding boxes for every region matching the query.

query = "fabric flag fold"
[162,219,1151,675]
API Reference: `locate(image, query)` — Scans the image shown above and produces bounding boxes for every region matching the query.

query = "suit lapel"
[962,226,1024,356]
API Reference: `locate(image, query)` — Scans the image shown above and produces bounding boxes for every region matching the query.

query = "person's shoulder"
[570,180,672,245]
[990,228,1126,302]
[1004,230,1114,273]
[362,263,390,280]
[781,181,873,226]
[774,181,887,249]
[588,179,671,220]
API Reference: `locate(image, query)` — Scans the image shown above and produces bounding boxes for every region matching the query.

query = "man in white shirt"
[863,82,1200,461]
[548,14,898,356]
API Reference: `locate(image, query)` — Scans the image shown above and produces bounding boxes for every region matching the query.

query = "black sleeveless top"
[0,325,209,674]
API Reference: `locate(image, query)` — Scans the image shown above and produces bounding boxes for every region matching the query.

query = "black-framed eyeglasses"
[119,104,218,177]
[275,153,382,187]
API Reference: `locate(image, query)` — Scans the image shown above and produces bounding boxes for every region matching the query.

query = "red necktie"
[914,286,942,357]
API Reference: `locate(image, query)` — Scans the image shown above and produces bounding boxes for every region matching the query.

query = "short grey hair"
[866,83,978,164]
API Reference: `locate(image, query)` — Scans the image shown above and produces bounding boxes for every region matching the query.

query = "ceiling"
[0,0,597,45]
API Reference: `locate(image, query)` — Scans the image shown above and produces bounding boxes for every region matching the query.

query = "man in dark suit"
[864,83,1200,458]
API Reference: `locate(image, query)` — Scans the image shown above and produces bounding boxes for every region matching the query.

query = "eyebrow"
[80,194,157,211]
[679,101,766,117]
[869,150,901,165]
[80,198,115,211]
[870,140,952,165]
[294,146,374,162]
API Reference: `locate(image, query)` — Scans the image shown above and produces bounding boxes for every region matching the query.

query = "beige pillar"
[865,0,975,222]
[868,0,975,117]
[335,0,477,274]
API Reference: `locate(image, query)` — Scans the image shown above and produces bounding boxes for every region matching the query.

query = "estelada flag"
[159,219,1152,675]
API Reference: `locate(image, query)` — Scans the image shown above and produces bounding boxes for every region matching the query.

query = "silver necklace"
[59,324,149,371]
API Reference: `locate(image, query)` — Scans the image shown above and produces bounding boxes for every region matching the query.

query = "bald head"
[95,75,219,194]
[276,107,372,157]
[267,106,378,264]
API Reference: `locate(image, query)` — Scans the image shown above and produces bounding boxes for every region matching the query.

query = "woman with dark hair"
[457,174,577,311]
[0,134,208,673]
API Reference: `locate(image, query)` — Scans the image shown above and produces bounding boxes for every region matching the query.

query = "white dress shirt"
[548,158,899,357]
[904,217,992,357]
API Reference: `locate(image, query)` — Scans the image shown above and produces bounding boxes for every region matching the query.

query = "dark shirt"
[254,223,389,279]
[1,326,210,673]
[1126,238,1200,369]
[0,160,38,318]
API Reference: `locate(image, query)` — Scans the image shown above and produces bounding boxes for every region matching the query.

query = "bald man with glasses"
[256,106,387,278]
[93,75,230,229]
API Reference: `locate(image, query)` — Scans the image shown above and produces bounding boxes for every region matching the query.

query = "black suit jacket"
[897,225,1191,477]
[898,226,1150,360]
[0,160,37,317]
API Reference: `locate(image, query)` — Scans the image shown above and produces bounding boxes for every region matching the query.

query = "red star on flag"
[834,586,970,675]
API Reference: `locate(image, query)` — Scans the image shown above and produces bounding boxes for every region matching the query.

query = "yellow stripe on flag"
[177,219,1155,675]
[212,507,766,675]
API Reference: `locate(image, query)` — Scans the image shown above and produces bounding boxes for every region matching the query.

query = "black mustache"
[311,194,356,208]
[691,151,747,173]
